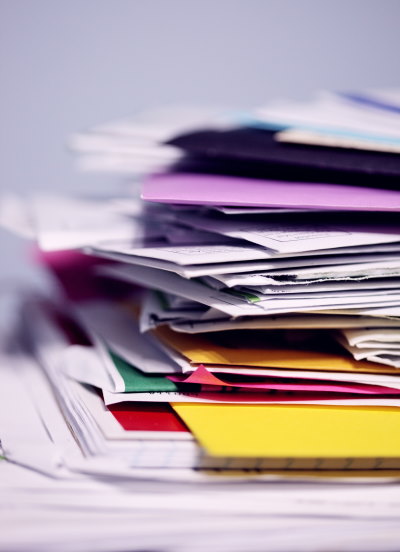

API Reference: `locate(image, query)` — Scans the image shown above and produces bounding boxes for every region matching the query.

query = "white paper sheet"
[100,263,400,317]
[276,128,400,154]
[170,314,400,333]
[28,195,162,251]
[74,300,180,374]
[342,328,400,346]
[103,389,400,406]
[252,91,400,139]
[90,241,400,278]
[97,264,264,317]
[267,259,400,280]
[214,272,400,291]
[174,212,400,254]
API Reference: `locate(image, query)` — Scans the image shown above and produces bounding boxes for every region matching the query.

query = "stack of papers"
[2,88,400,550]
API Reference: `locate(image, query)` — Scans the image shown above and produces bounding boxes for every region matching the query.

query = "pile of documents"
[2,88,400,550]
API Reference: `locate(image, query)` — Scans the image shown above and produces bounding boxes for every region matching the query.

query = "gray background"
[1,0,400,303]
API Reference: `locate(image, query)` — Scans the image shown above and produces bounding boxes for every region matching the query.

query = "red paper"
[108,402,189,432]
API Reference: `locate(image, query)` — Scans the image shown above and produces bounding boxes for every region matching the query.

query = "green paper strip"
[110,351,179,393]
[225,289,262,303]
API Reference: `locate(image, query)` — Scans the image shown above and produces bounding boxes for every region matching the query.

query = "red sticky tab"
[169,364,227,386]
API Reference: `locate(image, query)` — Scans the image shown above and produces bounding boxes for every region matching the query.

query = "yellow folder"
[173,404,400,469]
[154,326,398,373]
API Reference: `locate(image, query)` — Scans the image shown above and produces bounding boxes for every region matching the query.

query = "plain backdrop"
[1,0,400,301]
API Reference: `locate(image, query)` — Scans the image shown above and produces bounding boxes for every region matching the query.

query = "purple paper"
[142,172,400,212]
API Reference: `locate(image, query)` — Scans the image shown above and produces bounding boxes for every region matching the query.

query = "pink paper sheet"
[168,365,400,395]
[142,172,400,211]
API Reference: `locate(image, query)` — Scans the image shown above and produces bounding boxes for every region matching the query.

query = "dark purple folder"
[166,128,400,189]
